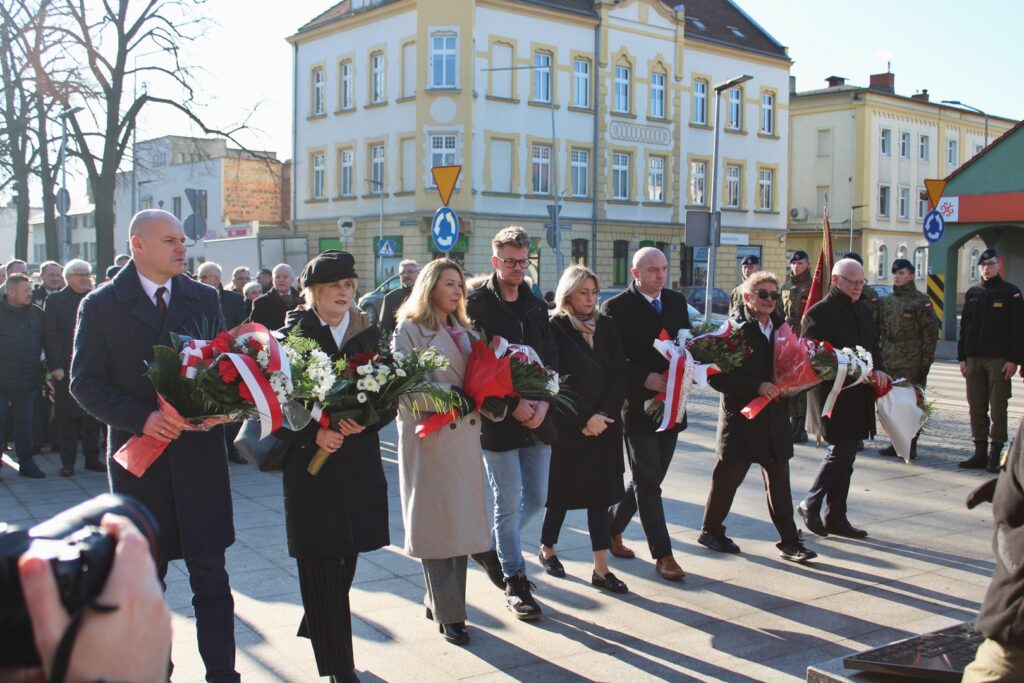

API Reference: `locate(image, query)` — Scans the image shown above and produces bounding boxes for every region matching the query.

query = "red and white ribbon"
[181,340,217,379]
[650,329,721,433]
[310,402,331,429]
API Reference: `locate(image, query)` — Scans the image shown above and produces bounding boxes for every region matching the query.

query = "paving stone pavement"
[1,359,1018,682]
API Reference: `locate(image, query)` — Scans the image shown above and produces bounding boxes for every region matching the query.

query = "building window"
[531,144,551,194]
[970,248,980,280]
[760,92,774,135]
[312,152,325,199]
[573,58,590,108]
[312,68,325,116]
[817,128,832,157]
[650,72,665,118]
[614,65,630,113]
[876,244,888,279]
[727,87,742,130]
[571,238,588,266]
[172,196,182,219]
[371,144,385,193]
[612,152,630,200]
[880,128,891,156]
[898,186,910,219]
[613,240,629,285]
[371,53,385,103]
[491,42,513,99]
[900,132,910,159]
[758,168,773,210]
[947,139,959,166]
[974,143,984,156]
[570,148,589,197]
[725,164,740,208]
[534,51,551,103]
[429,135,457,176]
[917,189,927,219]
[430,33,456,88]
[647,156,664,202]
[689,160,706,206]
[340,149,354,196]
[693,79,707,125]
[919,134,930,161]
[878,184,891,217]
[401,42,416,98]
[914,247,927,280]
[340,61,354,109]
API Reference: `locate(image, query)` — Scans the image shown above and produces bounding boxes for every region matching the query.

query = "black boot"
[960,441,988,469]
[909,435,919,461]
[791,416,808,444]
[987,443,1004,473]
[504,573,542,620]
[471,550,506,591]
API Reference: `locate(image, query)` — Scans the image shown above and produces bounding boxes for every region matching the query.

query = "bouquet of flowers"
[414,335,574,438]
[282,333,461,475]
[114,323,291,477]
[740,323,831,419]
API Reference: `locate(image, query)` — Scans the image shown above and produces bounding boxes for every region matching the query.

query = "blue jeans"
[0,387,36,464]
[481,444,551,578]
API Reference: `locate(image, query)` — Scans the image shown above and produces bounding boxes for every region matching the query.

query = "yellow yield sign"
[924,179,947,210]
[431,165,462,207]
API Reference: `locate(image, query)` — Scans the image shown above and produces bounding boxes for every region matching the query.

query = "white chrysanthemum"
[393,350,405,361]
[547,372,560,395]
[363,377,380,393]
[357,378,366,391]
[357,364,372,376]
[357,392,368,403]
[256,349,270,369]
[395,368,406,378]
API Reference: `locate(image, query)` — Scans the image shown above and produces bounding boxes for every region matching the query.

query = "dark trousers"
[56,409,101,467]
[608,431,677,559]
[541,507,612,552]
[701,458,799,544]
[296,555,358,678]
[0,387,35,464]
[158,553,239,683]
[966,356,1012,444]
[224,421,242,456]
[33,390,51,450]
[803,440,858,522]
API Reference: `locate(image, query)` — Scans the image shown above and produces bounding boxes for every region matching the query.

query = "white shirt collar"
[636,286,661,306]
[758,316,773,340]
[137,272,172,306]
[316,309,350,349]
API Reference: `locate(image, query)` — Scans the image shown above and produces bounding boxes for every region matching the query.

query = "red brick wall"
[222,158,288,226]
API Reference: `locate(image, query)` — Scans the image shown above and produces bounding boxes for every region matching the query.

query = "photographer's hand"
[18,514,172,683]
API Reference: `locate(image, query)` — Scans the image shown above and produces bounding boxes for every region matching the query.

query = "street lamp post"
[848,203,867,253]
[367,178,385,286]
[941,99,988,148]
[57,107,83,262]
[704,74,752,323]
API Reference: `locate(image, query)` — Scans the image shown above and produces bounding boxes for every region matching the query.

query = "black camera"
[0,493,160,668]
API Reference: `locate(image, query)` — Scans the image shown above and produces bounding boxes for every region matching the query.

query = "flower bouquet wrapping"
[873,380,929,464]
[740,323,825,419]
[114,323,291,477]
[282,333,461,475]
[414,335,574,438]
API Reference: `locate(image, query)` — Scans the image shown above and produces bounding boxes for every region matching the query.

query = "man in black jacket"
[466,226,557,620]
[379,259,419,338]
[248,263,300,330]
[958,248,1024,472]
[797,258,891,539]
[601,247,689,581]
[0,273,46,478]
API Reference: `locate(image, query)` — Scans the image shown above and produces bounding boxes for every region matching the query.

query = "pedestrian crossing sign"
[378,239,396,257]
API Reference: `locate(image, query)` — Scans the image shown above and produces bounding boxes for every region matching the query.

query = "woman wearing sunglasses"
[697,271,819,563]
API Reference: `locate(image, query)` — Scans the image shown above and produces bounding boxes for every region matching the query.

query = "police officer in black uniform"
[958,248,1024,472]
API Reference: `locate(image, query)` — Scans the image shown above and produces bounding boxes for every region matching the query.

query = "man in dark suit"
[198,261,247,329]
[379,259,419,338]
[601,247,690,581]
[797,258,891,540]
[248,263,300,330]
[71,210,240,683]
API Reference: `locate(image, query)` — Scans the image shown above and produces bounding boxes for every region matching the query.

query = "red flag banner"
[802,214,834,320]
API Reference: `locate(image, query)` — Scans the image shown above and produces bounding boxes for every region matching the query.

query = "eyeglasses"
[979,260,999,268]
[498,258,530,269]
[756,289,781,301]
[837,274,868,287]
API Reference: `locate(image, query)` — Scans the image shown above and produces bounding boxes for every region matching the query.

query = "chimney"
[869,71,895,93]
[825,75,846,88]
[789,75,796,94]
[911,88,930,102]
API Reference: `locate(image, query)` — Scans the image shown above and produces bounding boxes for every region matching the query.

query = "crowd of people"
[3,208,1024,682]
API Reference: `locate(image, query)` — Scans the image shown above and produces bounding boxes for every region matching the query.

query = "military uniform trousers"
[966,356,1012,444]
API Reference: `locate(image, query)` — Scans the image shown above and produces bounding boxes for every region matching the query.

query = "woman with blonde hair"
[539,265,629,593]
[392,258,492,645]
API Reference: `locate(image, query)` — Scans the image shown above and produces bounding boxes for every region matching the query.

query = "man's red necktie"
[155,286,168,318]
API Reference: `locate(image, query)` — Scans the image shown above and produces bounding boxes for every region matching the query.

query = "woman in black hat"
[274,250,392,683]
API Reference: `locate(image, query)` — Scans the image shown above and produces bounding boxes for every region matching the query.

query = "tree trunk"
[13,163,30,260]
[91,173,117,269]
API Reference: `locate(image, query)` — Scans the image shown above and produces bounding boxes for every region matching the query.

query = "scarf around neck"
[567,310,599,348]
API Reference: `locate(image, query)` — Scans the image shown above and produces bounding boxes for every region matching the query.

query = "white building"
[289,0,791,289]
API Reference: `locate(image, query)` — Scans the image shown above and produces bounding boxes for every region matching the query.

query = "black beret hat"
[789,250,809,263]
[105,265,121,279]
[300,250,358,287]
[978,248,998,264]
[740,254,760,267]
[842,251,863,265]
[891,258,914,274]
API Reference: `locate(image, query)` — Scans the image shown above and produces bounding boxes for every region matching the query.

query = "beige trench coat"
[392,319,491,560]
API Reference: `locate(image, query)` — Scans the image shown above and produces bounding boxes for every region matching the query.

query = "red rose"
[211,332,233,354]
[218,360,239,383]
[248,339,264,353]
[351,352,378,367]
[238,382,253,402]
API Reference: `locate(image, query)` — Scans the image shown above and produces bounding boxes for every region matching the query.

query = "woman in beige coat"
[392,258,491,646]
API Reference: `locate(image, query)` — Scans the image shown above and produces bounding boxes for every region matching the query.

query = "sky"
[45,0,1024,197]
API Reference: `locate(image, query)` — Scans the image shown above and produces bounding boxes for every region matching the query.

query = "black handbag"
[233,419,289,472]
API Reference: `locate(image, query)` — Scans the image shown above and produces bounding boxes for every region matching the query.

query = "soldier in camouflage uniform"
[730,254,761,315]
[877,258,937,459]
[781,250,812,442]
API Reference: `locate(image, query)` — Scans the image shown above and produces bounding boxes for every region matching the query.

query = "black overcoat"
[43,286,90,418]
[600,282,690,435]
[546,313,626,509]
[249,287,300,330]
[70,262,234,561]
[218,287,247,329]
[801,287,884,443]
[275,308,391,559]
[708,306,792,465]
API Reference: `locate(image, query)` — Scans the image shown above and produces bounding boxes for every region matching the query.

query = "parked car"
[872,284,893,298]
[679,286,731,315]
[357,274,402,324]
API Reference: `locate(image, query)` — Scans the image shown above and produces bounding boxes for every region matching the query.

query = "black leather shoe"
[84,459,107,473]
[59,466,74,477]
[471,550,507,590]
[439,622,469,645]
[591,571,629,594]
[18,460,45,479]
[879,444,897,457]
[539,552,565,578]
[778,540,818,563]
[960,441,989,469]
[505,573,542,620]
[697,531,740,553]
[797,503,828,537]
[825,519,869,538]
[987,443,1004,473]
[227,448,248,464]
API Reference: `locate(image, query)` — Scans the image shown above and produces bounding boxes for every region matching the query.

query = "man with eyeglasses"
[958,248,1024,472]
[229,266,251,296]
[798,258,891,539]
[466,226,558,620]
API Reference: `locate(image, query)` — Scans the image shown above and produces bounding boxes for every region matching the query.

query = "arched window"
[914,247,927,280]
[896,244,907,260]
[876,244,888,279]
[970,248,980,280]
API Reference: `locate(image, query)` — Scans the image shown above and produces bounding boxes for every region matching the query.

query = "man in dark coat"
[70,209,240,683]
[33,260,65,305]
[797,258,891,540]
[379,259,419,338]
[248,263,300,330]
[0,273,46,478]
[198,261,247,329]
[43,259,104,476]
[601,246,690,581]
